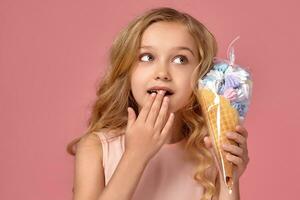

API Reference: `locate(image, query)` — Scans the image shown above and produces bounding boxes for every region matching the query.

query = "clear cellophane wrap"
[197,36,253,194]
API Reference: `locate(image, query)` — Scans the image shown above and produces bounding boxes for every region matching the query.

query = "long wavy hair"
[66,7,218,200]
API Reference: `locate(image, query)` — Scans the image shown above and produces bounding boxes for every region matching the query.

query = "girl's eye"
[138,53,188,64]
[139,53,154,62]
[173,55,188,64]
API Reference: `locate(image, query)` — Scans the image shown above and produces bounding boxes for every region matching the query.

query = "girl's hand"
[204,125,250,181]
[125,90,175,163]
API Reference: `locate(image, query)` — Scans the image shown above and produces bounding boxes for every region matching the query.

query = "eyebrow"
[140,45,195,57]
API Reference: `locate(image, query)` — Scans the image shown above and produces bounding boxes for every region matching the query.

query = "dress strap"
[93,131,109,169]
[93,130,126,185]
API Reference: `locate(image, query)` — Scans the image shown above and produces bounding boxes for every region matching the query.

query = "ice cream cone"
[197,88,239,192]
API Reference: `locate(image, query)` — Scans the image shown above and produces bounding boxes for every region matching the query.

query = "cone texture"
[198,88,239,191]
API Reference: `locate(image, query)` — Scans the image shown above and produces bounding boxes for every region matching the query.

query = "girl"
[67,7,250,200]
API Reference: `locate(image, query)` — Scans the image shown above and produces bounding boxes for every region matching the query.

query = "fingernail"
[159,90,165,95]
[227,132,232,137]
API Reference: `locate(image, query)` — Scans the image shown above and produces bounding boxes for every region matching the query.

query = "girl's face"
[130,21,200,114]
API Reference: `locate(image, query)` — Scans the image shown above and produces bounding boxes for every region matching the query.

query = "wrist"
[218,179,240,200]
[123,150,150,166]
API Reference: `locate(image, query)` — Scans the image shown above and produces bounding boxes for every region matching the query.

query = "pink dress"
[94,130,204,200]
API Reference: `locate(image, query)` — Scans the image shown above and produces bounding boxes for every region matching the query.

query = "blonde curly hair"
[67,7,219,200]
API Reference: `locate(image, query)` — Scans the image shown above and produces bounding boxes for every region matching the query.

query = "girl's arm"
[218,176,240,200]
[73,133,105,200]
[211,171,240,200]
[73,133,149,200]
[74,92,174,200]
[98,150,149,200]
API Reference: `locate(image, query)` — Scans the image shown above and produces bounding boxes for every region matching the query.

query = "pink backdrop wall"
[1,0,299,199]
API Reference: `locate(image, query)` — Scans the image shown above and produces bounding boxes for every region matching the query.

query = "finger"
[235,125,248,139]
[137,92,156,122]
[204,136,212,149]
[235,125,249,152]
[226,131,247,147]
[146,90,166,126]
[127,107,136,130]
[154,96,169,131]
[204,136,218,162]
[160,112,175,140]
[244,156,250,165]
[226,153,243,166]
[222,143,243,157]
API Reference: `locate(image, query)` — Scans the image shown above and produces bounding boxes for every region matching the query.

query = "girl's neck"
[165,112,185,144]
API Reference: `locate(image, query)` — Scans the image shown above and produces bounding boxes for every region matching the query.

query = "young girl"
[67,7,250,200]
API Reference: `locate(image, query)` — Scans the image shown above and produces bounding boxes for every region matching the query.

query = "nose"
[154,64,171,81]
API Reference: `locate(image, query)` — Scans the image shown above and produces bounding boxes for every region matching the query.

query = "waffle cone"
[197,88,239,192]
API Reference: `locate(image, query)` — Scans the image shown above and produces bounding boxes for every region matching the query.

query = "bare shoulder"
[73,132,105,200]
[77,132,103,153]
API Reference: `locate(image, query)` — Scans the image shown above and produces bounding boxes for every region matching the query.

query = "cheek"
[131,67,149,84]
[130,73,148,109]
[130,79,142,99]
[173,77,193,107]
[178,74,193,93]
[130,72,143,91]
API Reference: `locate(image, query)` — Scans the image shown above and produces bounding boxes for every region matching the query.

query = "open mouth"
[147,90,174,96]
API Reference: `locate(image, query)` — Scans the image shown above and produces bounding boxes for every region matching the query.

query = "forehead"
[140,21,197,53]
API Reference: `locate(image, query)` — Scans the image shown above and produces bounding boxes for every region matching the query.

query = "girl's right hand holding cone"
[204,125,250,184]
[125,90,175,163]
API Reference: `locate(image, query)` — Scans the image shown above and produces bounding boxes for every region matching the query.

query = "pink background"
[1,0,299,199]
